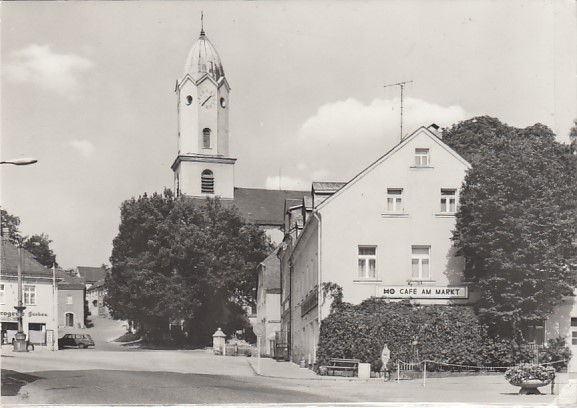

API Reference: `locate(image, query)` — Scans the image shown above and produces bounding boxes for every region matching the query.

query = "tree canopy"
[1,209,58,268]
[23,233,58,268]
[105,190,272,344]
[444,117,577,338]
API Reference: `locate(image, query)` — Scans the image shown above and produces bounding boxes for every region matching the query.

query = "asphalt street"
[1,317,576,406]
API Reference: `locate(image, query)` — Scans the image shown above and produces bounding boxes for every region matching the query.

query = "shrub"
[538,337,572,370]
[317,298,536,372]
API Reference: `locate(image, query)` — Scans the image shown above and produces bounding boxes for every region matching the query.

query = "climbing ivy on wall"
[316,298,536,372]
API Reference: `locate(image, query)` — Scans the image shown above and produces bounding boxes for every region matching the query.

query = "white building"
[1,241,60,349]
[280,125,473,364]
[256,250,282,356]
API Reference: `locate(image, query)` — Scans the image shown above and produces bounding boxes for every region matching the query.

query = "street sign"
[252,323,265,337]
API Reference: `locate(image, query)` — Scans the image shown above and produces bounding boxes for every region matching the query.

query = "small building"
[86,278,110,318]
[280,125,473,364]
[56,271,86,329]
[255,249,282,356]
[0,241,60,349]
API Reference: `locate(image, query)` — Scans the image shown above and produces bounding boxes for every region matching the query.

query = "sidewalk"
[247,356,319,379]
[247,356,388,382]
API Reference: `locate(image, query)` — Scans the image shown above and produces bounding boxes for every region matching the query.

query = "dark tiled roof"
[77,266,107,283]
[88,278,106,291]
[0,241,53,278]
[56,269,86,290]
[187,187,309,226]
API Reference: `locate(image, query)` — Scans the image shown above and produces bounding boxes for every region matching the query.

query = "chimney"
[428,123,442,138]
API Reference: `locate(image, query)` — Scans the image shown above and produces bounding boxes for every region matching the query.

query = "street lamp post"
[13,241,28,352]
[1,157,38,352]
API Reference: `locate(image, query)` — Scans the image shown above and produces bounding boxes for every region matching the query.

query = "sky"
[1,1,576,269]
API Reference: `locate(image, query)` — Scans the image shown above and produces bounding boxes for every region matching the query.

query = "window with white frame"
[358,246,377,279]
[440,189,457,213]
[411,246,430,280]
[24,285,36,305]
[0,284,4,304]
[387,188,403,212]
[414,148,430,167]
[66,295,73,305]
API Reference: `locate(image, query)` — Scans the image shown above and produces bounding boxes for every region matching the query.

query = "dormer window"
[203,128,211,149]
[415,148,430,167]
[201,170,214,194]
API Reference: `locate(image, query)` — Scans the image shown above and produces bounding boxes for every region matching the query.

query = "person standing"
[381,344,391,381]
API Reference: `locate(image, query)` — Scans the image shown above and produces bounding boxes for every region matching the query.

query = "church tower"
[171,23,235,199]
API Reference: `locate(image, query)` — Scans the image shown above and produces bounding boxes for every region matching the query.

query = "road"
[2,317,576,405]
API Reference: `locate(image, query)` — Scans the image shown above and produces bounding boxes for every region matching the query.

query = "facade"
[0,241,60,349]
[280,126,473,364]
[256,250,282,356]
[57,271,86,328]
[86,278,110,318]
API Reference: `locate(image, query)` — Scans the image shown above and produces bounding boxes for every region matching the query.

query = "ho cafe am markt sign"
[376,285,468,299]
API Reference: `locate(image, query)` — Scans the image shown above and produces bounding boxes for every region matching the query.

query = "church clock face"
[200,89,216,109]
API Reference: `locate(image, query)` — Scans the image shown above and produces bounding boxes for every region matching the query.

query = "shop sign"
[29,311,49,318]
[377,285,468,299]
[0,310,19,321]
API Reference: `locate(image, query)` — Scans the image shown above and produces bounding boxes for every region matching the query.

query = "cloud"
[3,44,94,96]
[69,140,95,159]
[287,97,468,184]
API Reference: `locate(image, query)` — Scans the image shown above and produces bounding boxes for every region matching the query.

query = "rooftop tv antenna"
[384,80,413,141]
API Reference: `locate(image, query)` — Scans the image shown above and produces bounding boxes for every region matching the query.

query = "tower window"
[201,170,214,194]
[186,95,193,105]
[203,128,211,149]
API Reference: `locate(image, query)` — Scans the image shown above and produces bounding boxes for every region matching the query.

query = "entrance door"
[66,313,74,327]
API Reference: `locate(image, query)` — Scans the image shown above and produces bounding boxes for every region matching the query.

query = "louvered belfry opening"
[201,169,214,193]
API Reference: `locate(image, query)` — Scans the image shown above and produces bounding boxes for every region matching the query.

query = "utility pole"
[384,80,413,141]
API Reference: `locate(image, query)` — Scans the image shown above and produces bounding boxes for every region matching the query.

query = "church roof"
[232,188,309,226]
[187,187,309,227]
[183,30,225,82]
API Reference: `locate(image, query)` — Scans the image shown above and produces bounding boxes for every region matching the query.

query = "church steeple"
[171,20,235,199]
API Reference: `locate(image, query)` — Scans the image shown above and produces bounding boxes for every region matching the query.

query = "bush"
[538,337,572,370]
[317,298,535,372]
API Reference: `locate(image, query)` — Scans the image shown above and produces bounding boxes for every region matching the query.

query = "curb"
[245,357,390,382]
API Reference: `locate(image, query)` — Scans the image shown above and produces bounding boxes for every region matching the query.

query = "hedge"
[317,298,537,372]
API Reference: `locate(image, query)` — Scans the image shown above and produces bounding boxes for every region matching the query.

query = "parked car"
[58,334,95,349]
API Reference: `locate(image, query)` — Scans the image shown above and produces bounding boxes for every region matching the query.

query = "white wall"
[0,278,58,349]
[319,130,469,305]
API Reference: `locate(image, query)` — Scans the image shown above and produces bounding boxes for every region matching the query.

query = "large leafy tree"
[444,117,577,338]
[23,233,58,268]
[105,190,272,344]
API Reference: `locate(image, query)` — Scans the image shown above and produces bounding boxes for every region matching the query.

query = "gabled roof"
[0,241,54,278]
[317,126,471,211]
[76,266,107,283]
[57,270,86,290]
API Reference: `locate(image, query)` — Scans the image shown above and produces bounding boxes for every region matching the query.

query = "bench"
[319,358,360,377]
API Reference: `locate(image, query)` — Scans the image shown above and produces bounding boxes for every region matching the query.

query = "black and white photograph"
[1,1,576,406]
